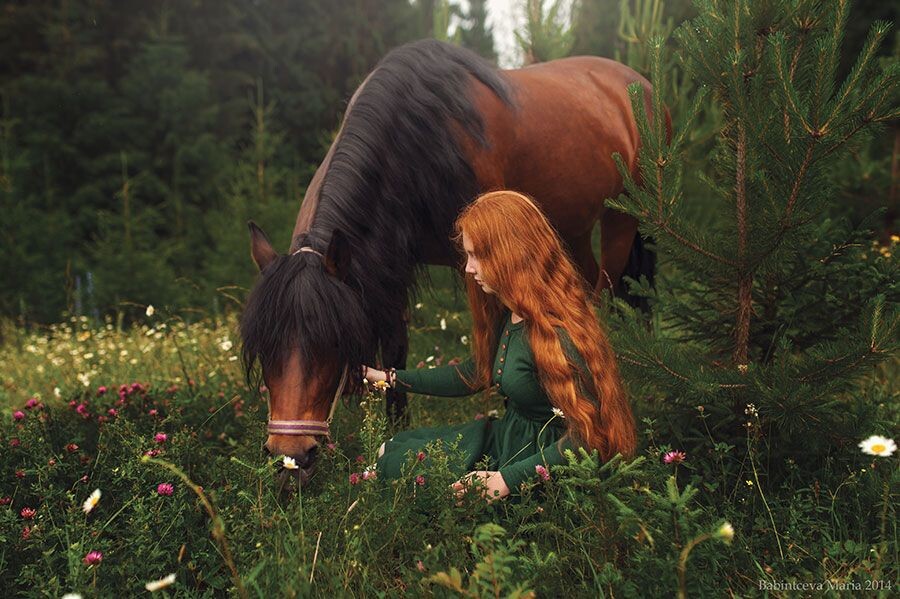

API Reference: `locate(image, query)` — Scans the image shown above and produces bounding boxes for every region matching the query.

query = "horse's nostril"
[299,446,318,469]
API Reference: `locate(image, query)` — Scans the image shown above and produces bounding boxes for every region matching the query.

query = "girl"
[364,190,636,501]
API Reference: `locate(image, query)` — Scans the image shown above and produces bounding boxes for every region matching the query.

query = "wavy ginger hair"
[455,190,636,461]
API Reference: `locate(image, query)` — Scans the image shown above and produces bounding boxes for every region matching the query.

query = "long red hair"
[455,190,636,460]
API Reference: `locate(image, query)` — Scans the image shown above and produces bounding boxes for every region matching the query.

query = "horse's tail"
[620,232,655,313]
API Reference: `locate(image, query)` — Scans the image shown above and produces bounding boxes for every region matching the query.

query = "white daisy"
[145,573,177,592]
[551,407,565,419]
[282,456,299,470]
[82,489,101,514]
[858,435,897,457]
[145,305,155,317]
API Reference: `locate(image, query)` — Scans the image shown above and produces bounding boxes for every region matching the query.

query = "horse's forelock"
[240,253,370,391]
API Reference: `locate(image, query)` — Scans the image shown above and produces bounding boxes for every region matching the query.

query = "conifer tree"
[458,0,498,62]
[607,0,899,464]
[515,0,576,64]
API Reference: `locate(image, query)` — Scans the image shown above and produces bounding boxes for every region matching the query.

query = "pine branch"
[733,122,751,365]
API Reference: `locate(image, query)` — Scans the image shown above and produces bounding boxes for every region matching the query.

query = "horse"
[241,39,665,487]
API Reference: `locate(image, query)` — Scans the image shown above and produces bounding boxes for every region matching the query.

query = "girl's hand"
[362,366,387,384]
[451,471,510,503]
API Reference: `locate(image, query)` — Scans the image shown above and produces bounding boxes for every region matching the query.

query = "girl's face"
[462,232,495,295]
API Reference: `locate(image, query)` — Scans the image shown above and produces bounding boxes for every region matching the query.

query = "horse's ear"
[248,221,278,271]
[324,229,351,280]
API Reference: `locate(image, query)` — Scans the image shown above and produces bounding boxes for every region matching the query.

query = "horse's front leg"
[381,308,410,425]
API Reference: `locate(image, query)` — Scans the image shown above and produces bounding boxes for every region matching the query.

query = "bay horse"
[241,39,664,487]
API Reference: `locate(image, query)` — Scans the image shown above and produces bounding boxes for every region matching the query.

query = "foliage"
[1,299,896,596]
[514,0,576,64]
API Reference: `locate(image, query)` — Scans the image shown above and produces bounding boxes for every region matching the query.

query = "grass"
[0,265,897,597]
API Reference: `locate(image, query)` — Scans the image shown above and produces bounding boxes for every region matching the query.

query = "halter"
[292,246,324,258]
[267,364,349,438]
[266,245,346,439]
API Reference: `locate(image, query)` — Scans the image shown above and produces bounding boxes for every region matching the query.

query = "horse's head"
[240,222,369,488]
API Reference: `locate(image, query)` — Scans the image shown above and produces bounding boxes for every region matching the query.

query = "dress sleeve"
[394,356,483,397]
[498,436,572,493]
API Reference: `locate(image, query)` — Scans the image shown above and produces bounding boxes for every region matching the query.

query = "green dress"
[376,312,598,494]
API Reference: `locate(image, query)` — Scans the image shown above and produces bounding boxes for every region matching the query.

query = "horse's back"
[465,55,652,240]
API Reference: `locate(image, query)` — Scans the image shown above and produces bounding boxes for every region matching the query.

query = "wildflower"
[282,456,299,470]
[326,443,336,451]
[82,550,103,566]
[416,560,426,572]
[62,594,84,599]
[440,318,447,330]
[97,386,108,395]
[415,475,426,486]
[82,489,101,514]
[717,522,735,544]
[745,480,754,486]
[10,438,20,447]
[355,455,366,464]
[66,443,79,453]
[416,451,426,462]
[154,433,167,444]
[21,526,31,540]
[107,408,117,417]
[20,507,36,519]
[551,407,565,419]
[858,435,896,457]
[373,380,390,391]
[663,450,686,465]
[487,409,499,418]
[12,410,24,421]
[744,403,758,417]
[362,469,377,481]
[156,483,174,496]
[349,472,361,485]
[148,409,158,417]
[145,573,177,592]
[0,496,11,506]
[219,339,233,352]
[737,363,748,374]
[144,449,160,458]
[15,469,25,479]
[25,398,39,409]
[146,305,155,317]
[460,335,468,345]
[75,403,89,418]
[535,465,550,481]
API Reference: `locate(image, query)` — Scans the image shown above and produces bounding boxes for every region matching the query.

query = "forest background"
[2,0,894,325]
[1,0,898,596]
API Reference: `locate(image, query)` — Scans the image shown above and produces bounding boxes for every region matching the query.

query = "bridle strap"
[292,246,324,258]
[266,364,349,438]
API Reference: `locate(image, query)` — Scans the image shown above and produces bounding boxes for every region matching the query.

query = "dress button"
[499,357,504,362]
[497,369,502,375]
[505,330,509,336]
[501,344,506,349]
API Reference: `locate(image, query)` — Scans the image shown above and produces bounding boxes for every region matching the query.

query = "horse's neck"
[291,148,333,244]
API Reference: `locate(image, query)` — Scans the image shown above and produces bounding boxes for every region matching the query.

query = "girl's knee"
[377,442,386,458]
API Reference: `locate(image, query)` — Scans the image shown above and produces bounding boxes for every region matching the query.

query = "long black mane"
[242,39,514,381]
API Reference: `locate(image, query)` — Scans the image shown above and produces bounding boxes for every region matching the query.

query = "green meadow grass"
[1,266,896,597]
